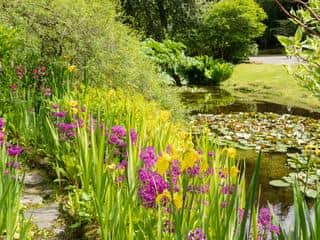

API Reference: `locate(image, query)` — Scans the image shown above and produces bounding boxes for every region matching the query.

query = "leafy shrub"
[0,0,180,111]
[143,39,233,85]
[184,56,233,85]
[277,0,320,98]
[197,0,267,62]
[0,23,22,61]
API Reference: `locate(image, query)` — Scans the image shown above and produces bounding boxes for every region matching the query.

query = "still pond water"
[181,87,319,231]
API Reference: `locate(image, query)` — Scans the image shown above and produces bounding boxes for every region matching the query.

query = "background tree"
[256,0,297,50]
[195,0,267,62]
[118,0,202,41]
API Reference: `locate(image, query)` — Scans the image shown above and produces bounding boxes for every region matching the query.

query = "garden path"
[249,55,298,65]
[22,169,67,239]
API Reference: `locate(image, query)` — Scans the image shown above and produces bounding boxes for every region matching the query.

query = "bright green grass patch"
[222,64,320,111]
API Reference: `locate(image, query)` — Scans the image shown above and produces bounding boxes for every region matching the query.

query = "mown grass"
[222,64,320,111]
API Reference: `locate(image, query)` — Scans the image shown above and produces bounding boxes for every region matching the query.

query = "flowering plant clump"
[0,118,23,176]
[138,142,209,209]
[258,208,280,239]
[51,101,86,141]
[188,228,207,240]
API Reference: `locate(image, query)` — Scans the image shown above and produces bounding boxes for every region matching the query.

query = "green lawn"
[222,64,320,111]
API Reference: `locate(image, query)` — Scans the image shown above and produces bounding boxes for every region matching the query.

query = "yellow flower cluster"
[67,100,79,114]
[154,141,204,176]
[181,149,202,171]
[227,148,237,159]
[68,65,77,73]
[156,190,171,203]
[230,166,239,177]
[159,110,170,122]
[156,190,183,209]
[156,152,171,175]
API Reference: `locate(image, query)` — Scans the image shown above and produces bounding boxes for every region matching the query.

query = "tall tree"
[256,0,297,49]
[118,0,201,41]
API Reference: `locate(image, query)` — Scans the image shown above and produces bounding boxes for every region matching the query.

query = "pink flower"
[10,84,17,93]
[44,88,52,96]
[16,65,24,79]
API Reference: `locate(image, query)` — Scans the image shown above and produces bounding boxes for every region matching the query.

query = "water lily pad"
[304,189,318,198]
[269,180,291,188]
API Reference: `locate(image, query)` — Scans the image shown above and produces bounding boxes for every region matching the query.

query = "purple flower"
[208,151,214,157]
[117,160,127,169]
[221,184,235,195]
[130,128,137,144]
[186,164,200,177]
[12,161,20,169]
[0,131,5,145]
[199,184,209,194]
[188,228,207,240]
[109,134,120,145]
[258,208,271,227]
[8,145,23,157]
[271,225,280,235]
[117,139,127,148]
[77,119,84,128]
[257,207,281,238]
[219,169,226,179]
[205,167,214,176]
[221,200,228,208]
[52,104,59,110]
[0,118,4,129]
[115,175,125,183]
[140,146,156,169]
[138,168,169,207]
[57,122,77,139]
[111,125,126,137]
[171,160,181,186]
[52,111,66,118]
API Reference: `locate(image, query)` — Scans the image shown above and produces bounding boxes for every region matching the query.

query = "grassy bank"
[222,64,320,111]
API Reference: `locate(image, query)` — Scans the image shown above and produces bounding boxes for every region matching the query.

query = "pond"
[181,86,320,229]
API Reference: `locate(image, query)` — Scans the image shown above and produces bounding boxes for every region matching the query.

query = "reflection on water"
[181,87,320,119]
[239,150,292,206]
[182,86,319,225]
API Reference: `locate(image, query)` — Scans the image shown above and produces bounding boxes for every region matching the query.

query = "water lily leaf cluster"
[191,112,320,153]
[191,112,320,198]
[270,151,320,198]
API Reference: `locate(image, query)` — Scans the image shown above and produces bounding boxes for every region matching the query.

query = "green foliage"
[185,56,233,85]
[118,0,201,41]
[0,23,21,61]
[198,0,267,62]
[277,0,320,98]
[143,39,233,85]
[0,146,31,239]
[256,0,297,49]
[0,0,181,112]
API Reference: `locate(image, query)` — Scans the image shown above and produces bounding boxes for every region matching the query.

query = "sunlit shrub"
[0,0,181,111]
[143,39,233,85]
